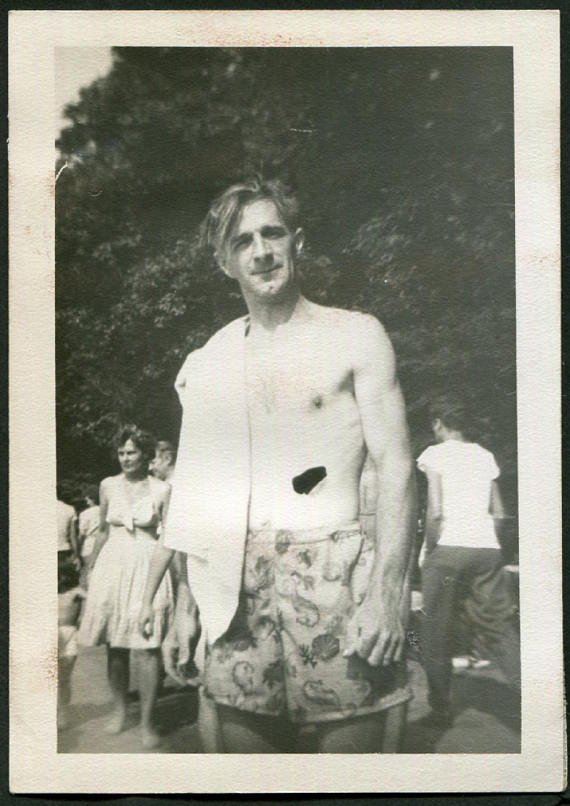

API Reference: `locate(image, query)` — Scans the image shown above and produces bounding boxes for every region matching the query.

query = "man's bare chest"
[244,334,353,415]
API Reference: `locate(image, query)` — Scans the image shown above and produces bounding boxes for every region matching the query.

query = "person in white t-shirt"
[417,396,520,726]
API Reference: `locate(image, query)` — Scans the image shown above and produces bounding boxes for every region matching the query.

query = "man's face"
[219,199,303,302]
[150,450,174,481]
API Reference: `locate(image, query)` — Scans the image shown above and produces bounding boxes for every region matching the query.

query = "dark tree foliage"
[56,47,516,509]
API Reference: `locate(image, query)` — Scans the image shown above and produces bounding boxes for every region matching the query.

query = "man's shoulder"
[182,316,247,361]
[175,316,247,394]
[310,304,384,335]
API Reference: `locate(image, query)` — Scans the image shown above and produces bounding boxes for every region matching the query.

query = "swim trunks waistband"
[247,521,362,545]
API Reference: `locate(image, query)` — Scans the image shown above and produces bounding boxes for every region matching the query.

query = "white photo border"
[9,9,563,794]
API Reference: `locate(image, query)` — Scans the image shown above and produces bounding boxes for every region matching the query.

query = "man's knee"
[218,705,298,753]
[316,709,391,753]
[131,647,161,664]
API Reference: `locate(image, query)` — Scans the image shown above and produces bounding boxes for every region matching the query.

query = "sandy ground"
[58,643,520,754]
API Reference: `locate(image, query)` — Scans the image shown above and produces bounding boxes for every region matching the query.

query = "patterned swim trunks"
[203,522,412,723]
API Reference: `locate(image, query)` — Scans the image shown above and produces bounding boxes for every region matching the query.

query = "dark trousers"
[421,546,520,712]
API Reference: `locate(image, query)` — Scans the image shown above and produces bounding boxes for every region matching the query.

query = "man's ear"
[214,250,233,279]
[293,228,305,256]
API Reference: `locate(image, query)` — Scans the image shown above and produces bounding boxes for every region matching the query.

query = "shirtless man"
[140,178,416,752]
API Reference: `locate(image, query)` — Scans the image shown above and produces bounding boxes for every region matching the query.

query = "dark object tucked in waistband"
[292,466,327,494]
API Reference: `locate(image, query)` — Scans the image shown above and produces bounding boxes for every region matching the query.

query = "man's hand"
[162,587,201,687]
[87,552,99,572]
[343,588,405,667]
[138,602,155,639]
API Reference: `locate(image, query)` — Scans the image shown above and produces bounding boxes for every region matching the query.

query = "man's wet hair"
[202,176,299,257]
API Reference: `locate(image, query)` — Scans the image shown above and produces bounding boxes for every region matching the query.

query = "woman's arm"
[87,481,110,568]
[489,480,506,542]
[424,469,443,553]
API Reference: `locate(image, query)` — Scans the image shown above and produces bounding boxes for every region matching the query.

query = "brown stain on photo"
[40,645,59,694]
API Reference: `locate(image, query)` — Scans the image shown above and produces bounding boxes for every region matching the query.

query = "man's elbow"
[377,451,416,503]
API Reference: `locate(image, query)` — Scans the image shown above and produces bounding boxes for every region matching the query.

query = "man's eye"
[262,227,286,239]
[233,235,252,250]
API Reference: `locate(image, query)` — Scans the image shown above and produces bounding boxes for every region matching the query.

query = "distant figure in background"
[149,438,202,680]
[150,437,208,739]
[57,491,79,568]
[57,553,86,730]
[417,395,520,727]
[150,440,177,482]
[78,425,173,749]
[77,485,100,589]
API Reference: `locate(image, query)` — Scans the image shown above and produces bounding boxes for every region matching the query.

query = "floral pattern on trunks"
[203,524,412,723]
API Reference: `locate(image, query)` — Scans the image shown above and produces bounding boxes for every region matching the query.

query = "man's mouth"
[252,264,280,276]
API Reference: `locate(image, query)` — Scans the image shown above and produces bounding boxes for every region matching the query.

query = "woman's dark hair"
[113,424,156,464]
[58,553,80,594]
[429,394,474,437]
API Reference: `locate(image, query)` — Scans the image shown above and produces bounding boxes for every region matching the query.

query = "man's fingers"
[367,632,391,666]
[177,636,190,667]
[342,620,358,657]
[391,634,404,663]
[367,632,403,667]
[356,632,377,660]
[163,648,186,686]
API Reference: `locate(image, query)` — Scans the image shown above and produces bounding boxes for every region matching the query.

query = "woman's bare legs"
[134,647,162,748]
[105,646,129,734]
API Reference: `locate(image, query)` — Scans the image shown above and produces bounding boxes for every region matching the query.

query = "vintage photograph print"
[53,44,520,755]
[9,10,563,794]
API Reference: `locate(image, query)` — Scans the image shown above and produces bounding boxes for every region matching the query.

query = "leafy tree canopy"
[56,47,516,507]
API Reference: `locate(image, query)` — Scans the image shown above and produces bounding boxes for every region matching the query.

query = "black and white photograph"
[9,9,562,793]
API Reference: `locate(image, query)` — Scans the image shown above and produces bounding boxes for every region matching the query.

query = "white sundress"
[78,474,173,650]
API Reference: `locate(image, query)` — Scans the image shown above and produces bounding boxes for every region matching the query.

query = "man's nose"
[252,233,272,261]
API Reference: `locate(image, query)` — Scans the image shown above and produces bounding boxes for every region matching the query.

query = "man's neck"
[245,287,308,333]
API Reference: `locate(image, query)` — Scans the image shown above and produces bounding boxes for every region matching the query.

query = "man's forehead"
[233,198,287,233]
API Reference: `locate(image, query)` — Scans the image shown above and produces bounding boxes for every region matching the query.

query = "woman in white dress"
[79,425,173,748]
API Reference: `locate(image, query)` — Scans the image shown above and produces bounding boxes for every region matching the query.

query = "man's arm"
[346,315,417,667]
[139,485,200,683]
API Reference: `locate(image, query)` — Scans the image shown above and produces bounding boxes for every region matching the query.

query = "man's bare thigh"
[316,702,407,753]
[216,702,407,753]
